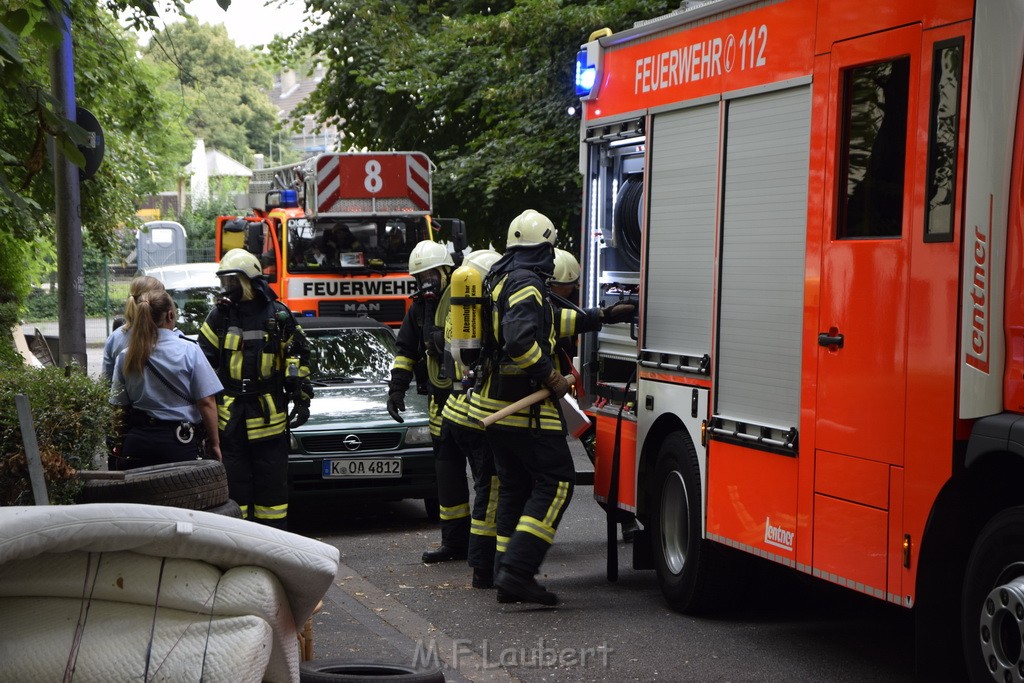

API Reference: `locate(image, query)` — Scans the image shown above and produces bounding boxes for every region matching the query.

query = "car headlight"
[405,425,431,445]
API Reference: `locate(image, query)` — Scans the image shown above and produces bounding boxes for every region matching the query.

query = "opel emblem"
[343,434,362,451]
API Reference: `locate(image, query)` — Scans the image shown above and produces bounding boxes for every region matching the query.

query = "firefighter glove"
[542,369,571,400]
[387,390,406,423]
[288,402,310,429]
[602,303,636,325]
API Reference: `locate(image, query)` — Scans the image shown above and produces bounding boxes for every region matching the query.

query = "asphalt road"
[291,473,916,682]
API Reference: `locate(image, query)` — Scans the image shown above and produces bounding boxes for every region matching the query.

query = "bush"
[0,366,112,505]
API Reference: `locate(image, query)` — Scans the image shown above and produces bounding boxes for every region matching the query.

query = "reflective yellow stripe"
[238,503,250,519]
[225,327,242,351]
[517,515,556,544]
[496,535,510,553]
[543,481,571,527]
[217,396,234,430]
[246,409,287,439]
[508,286,542,307]
[471,519,496,536]
[393,356,415,372]
[199,322,220,347]
[440,503,471,521]
[297,365,310,378]
[254,504,287,520]
[558,309,577,337]
[229,349,243,380]
[511,342,543,367]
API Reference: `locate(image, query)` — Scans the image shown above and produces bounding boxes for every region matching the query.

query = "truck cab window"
[837,57,910,239]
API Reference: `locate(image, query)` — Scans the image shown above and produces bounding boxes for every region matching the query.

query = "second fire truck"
[216,151,465,326]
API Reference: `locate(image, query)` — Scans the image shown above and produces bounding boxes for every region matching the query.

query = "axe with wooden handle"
[474,375,575,428]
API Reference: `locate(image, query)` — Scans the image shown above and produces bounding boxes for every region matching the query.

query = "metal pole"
[15,395,50,505]
[51,2,86,370]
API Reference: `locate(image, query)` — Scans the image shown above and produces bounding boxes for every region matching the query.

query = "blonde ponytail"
[123,291,173,376]
[123,275,165,330]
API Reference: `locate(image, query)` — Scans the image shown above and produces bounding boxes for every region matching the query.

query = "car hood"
[294,384,430,431]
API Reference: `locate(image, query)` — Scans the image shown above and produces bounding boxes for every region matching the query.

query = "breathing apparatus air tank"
[449,263,485,382]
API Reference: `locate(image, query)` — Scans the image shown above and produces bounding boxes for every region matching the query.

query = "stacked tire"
[79,461,241,518]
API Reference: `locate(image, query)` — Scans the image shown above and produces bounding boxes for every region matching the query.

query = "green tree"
[285,0,669,248]
[144,18,279,168]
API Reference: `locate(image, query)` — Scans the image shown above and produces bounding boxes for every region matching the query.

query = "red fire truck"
[215,151,465,325]
[574,0,1024,677]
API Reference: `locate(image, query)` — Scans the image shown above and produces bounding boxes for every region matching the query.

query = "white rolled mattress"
[0,504,341,682]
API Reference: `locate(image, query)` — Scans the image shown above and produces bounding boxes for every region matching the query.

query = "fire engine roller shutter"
[643,102,720,368]
[716,85,810,431]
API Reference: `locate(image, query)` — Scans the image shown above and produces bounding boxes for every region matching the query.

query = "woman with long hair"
[102,275,166,382]
[109,291,223,468]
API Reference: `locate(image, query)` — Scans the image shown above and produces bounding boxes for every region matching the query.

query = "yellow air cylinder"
[449,263,483,372]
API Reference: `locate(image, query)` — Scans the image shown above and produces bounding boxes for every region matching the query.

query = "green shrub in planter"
[0,366,112,505]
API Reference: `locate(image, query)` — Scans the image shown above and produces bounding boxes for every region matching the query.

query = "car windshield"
[306,327,397,382]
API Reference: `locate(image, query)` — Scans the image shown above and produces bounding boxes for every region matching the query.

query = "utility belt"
[127,408,200,445]
[221,376,281,397]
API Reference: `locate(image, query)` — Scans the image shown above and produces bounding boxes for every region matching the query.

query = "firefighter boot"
[494,567,559,606]
[421,545,468,563]
[472,566,494,589]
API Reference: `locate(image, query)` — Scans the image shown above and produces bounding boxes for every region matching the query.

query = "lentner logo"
[965,196,993,374]
[764,516,794,551]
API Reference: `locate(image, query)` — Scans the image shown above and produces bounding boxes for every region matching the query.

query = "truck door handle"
[818,331,844,348]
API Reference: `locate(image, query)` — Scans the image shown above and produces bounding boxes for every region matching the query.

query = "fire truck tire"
[962,506,1024,682]
[651,431,731,615]
[612,174,644,271]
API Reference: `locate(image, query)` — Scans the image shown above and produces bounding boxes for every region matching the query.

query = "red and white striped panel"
[406,153,431,212]
[316,155,342,215]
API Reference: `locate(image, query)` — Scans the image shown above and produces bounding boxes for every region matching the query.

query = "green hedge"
[0,366,111,505]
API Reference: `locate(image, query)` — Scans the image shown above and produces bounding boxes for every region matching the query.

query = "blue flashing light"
[575,49,597,97]
[280,189,299,207]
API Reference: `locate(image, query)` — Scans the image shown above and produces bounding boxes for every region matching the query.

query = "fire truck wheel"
[650,431,731,615]
[612,174,643,271]
[962,506,1024,682]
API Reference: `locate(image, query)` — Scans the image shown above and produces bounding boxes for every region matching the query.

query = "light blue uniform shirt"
[102,327,129,382]
[110,328,223,423]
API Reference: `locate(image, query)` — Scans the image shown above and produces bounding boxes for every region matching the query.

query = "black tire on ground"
[79,460,229,510]
[423,498,440,523]
[299,659,445,683]
[612,174,644,271]
[650,430,736,615]
[204,499,243,518]
[962,506,1024,682]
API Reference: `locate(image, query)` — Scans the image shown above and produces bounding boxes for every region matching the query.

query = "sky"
[144,0,312,48]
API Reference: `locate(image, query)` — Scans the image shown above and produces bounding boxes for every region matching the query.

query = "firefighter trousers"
[433,426,473,552]
[488,430,575,577]
[439,420,498,570]
[221,429,289,530]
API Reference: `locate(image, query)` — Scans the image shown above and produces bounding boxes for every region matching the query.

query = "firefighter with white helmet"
[463,209,574,605]
[437,247,504,589]
[198,248,312,530]
[387,240,467,563]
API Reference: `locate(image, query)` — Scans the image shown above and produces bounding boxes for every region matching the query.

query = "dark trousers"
[434,426,471,552]
[121,425,202,469]
[438,421,497,569]
[488,430,575,577]
[221,431,289,530]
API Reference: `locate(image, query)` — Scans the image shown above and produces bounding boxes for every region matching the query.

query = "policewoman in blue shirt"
[110,291,223,467]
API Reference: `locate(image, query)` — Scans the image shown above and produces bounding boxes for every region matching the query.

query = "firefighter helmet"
[217,249,262,280]
[464,249,502,276]
[506,210,556,249]
[408,240,454,275]
[552,249,580,285]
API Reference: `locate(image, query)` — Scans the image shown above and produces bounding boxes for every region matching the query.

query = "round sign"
[76,107,105,182]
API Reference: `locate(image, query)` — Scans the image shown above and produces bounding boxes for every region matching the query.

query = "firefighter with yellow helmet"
[439,248,503,588]
[198,248,312,530]
[386,240,465,562]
